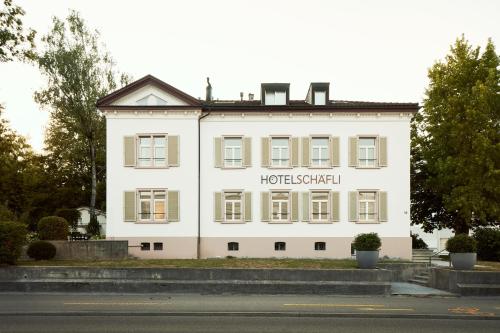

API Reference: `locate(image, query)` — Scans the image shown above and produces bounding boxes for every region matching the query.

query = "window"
[271,137,289,167]
[228,242,239,251]
[311,137,329,167]
[265,90,286,105]
[138,135,166,167]
[141,242,150,251]
[275,242,286,251]
[224,192,242,222]
[154,242,163,251]
[315,242,326,251]
[271,192,289,221]
[224,137,242,167]
[358,137,376,167]
[311,191,329,221]
[359,192,377,222]
[314,91,326,105]
[138,190,167,222]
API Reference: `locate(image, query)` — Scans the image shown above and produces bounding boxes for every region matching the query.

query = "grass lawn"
[475,261,500,271]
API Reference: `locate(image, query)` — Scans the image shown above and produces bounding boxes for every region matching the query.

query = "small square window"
[154,242,163,251]
[141,242,150,251]
[275,242,286,251]
[228,242,239,251]
[314,242,326,251]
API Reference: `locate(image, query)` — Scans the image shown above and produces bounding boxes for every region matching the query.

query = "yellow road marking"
[357,308,414,312]
[283,304,385,308]
[64,302,169,306]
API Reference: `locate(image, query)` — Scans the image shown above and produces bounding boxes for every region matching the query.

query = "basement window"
[314,242,326,251]
[141,242,150,251]
[154,242,163,251]
[274,242,286,251]
[228,242,239,251]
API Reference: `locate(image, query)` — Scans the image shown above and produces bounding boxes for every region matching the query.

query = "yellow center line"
[64,302,169,306]
[357,308,414,312]
[283,304,385,308]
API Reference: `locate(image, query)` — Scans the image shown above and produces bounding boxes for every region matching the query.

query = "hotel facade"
[97,75,418,259]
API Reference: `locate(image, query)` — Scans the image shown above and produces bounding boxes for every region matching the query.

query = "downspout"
[197,108,211,259]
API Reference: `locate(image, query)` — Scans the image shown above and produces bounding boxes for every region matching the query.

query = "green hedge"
[353,233,381,251]
[54,208,80,230]
[0,221,27,265]
[38,216,69,240]
[446,234,477,253]
[473,228,500,261]
[27,241,57,260]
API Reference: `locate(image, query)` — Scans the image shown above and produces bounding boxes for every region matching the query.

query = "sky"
[1,0,499,152]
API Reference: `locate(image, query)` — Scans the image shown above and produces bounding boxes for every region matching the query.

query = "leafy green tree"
[0,0,35,62]
[34,11,129,225]
[411,36,500,234]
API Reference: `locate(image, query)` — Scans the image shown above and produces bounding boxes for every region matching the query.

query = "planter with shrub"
[0,221,27,265]
[353,233,381,269]
[37,216,69,240]
[446,234,477,270]
[27,241,57,260]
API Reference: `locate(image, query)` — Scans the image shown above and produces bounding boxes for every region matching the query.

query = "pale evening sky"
[0,0,499,152]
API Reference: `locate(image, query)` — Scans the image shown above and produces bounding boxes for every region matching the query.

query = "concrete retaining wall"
[429,268,500,296]
[378,263,429,282]
[21,240,129,260]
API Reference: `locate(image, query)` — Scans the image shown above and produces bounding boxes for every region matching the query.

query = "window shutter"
[244,192,252,222]
[167,191,179,222]
[291,137,299,167]
[243,137,252,167]
[331,136,340,167]
[378,137,387,167]
[301,137,310,167]
[261,137,270,167]
[214,192,223,222]
[291,192,299,222]
[331,191,340,222]
[261,192,270,221]
[123,136,136,167]
[378,191,388,222]
[124,191,136,222]
[348,137,358,167]
[214,137,223,168]
[348,191,358,222]
[167,135,179,167]
[302,192,310,222]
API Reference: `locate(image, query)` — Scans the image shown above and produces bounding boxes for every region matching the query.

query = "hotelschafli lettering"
[260,174,340,185]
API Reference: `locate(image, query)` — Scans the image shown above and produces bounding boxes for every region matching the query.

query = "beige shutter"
[214,137,223,168]
[348,137,358,167]
[291,137,299,167]
[301,137,310,167]
[302,192,310,222]
[378,137,387,167]
[291,192,299,222]
[124,191,136,222]
[331,136,340,167]
[331,191,340,222]
[261,137,270,167]
[243,137,252,167]
[348,191,358,222]
[378,191,388,222]
[124,136,136,167]
[261,192,270,221]
[167,135,179,167]
[244,192,252,222]
[167,190,179,222]
[214,192,223,222]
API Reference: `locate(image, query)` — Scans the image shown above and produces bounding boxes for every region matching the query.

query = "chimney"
[206,77,212,101]
[240,92,244,101]
[248,93,254,101]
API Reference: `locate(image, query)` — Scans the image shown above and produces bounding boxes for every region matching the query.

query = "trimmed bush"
[37,216,69,240]
[473,228,500,261]
[54,208,80,230]
[86,215,101,236]
[411,233,428,249]
[0,221,27,265]
[446,234,477,253]
[353,233,381,251]
[27,241,56,260]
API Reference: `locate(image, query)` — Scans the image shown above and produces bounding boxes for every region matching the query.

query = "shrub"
[0,221,27,265]
[86,215,101,236]
[473,228,500,261]
[27,241,56,260]
[0,204,16,222]
[411,233,428,249]
[37,216,69,240]
[353,233,381,251]
[446,234,477,253]
[54,208,81,230]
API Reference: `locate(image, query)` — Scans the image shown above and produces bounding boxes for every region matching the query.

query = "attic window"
[136,94,168,106]
[314,91,326,105]
[265,91,286,105]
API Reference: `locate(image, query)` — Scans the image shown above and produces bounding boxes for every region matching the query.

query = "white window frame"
[310,191,330,222]
[137,189,167,222]
[271,137,290,167]
[358,136,377,167]
[265,90,286,105]
[223,137,243,168]
[358,191,377,222]
[224,191,243,222]
[137,134,167,168]
[271,191,290,222]
[310,137,330,167]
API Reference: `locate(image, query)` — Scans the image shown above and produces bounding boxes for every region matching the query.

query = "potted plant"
[446,234,477,270]
[353,233,381,269]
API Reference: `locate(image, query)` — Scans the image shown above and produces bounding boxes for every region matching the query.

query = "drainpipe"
[197,108,211,259]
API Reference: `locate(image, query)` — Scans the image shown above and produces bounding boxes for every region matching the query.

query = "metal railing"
[429,249,451,267]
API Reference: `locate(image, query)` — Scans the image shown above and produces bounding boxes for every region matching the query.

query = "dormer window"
[314,91,326,105]
[261,83,290,106]
[265,90,286,105]
[306,82,330,105]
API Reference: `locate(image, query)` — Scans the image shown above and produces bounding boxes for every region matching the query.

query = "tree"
[34,11,129,226]
[0,0,35,62]
[411,36,500,234]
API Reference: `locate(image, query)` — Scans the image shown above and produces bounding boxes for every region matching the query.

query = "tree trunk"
[453,218,470,235]
[89,141,97,224]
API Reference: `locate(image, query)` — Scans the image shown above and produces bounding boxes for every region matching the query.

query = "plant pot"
[356,251,379,269]
[450,252,476,270]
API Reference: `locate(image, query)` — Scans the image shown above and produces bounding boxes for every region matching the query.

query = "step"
[0,279,391,295]
[408,279,428,286]
[456,283,500,296]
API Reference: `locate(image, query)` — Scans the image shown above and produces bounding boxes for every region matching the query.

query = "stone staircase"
[409,269,430,286]
[412,249,434,263]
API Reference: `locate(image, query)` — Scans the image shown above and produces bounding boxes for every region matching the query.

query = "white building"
[97,75,418,259]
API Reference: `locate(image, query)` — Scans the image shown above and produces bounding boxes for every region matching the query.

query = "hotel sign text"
[260,174,340,185]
